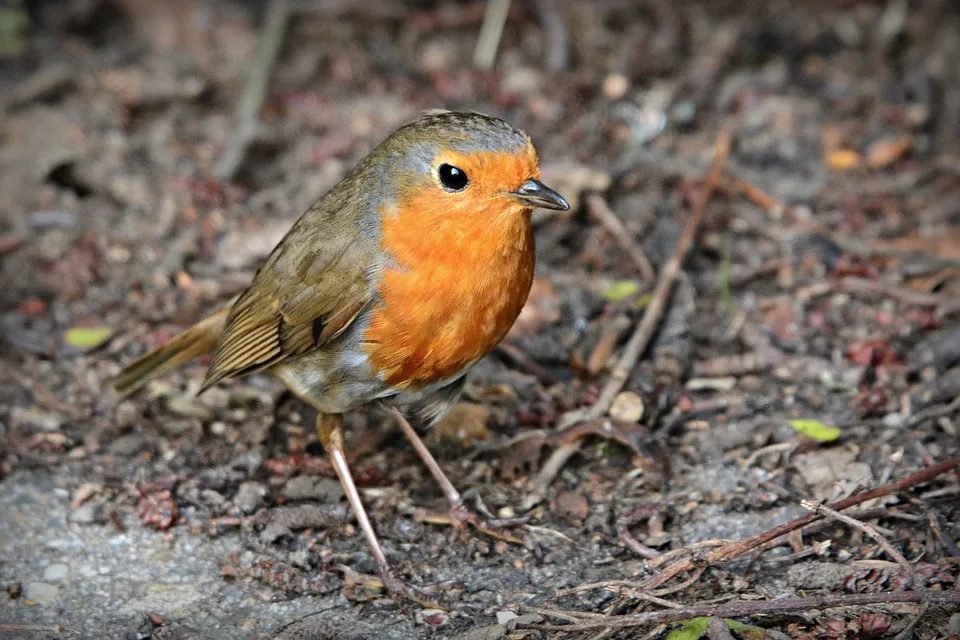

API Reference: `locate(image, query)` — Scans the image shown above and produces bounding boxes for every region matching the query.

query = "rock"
[107,433,146,456]
[280,476,344,503]
[232,482,267,514]
[553,490,589,521]
[70,504,97,524]
[42,563,69,583]
[496,611,518,625]
[787,561,858,589]
[10,407,64,431]
[24,582,59,603]
[452,626,506,640]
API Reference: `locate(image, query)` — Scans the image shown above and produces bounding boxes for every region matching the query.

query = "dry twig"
[473,0,511,69]
[585,193,656,283]
[641,456,960,589]
[522,590,960,632]
[524,121,736,508]
[214,0,291,181]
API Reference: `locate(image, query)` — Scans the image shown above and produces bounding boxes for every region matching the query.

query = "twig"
[214,0,291,181]
[473,0,511,70]
[927,509,960,557]
[642,456,960,590]
[583,121,734,420]
[906,393,960,428]
[495,342,556,386]
[706,616,735,640]
[585,193,656,283]
[522,440,581,510]
[2,362,87,420]
[522,590,960,632]
[535,0,569,72]
[555,581,682,609]
[802,501,919,586]
[804,501,931,640]
[524,121,736,508]
[647,539,733,570]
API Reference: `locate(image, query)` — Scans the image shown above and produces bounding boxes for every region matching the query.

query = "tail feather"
[112,306,230,400]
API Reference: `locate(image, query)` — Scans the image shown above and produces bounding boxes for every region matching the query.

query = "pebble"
[281,476,344,502]
[43,563,69,583]
[496,611,518,625]
[232,481,267,514]
[24,582,59,603]
[70,504,96,524]
[10,406,64,431]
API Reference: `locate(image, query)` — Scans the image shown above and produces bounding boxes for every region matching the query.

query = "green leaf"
[788,419,841,443]
[667,617,769,640]
[0,7,30,58]
[725,618,769,638]
[602,280,640,303]
[666,617,710,640]
[63,326,113,350]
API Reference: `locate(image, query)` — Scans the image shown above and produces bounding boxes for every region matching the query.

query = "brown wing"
[200,203,378,392]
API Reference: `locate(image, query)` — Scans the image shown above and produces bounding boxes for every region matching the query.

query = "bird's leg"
[316,413,443,608]
[389,407,525,545]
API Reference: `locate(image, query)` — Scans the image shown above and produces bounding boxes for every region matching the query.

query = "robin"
[113,110,570,604]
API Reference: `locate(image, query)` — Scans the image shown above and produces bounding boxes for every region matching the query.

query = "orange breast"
[362,195,535,389]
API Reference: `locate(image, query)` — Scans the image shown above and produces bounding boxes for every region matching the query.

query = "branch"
[214,0,291,181]
[641,456,960,590]
[523,590,960,632]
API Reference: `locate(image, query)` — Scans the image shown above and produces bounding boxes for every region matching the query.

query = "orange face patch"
[361,146,539,388]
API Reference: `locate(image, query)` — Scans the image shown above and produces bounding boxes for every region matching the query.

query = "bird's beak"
[508,179,571,211]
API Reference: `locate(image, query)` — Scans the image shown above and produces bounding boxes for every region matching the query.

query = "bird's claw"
[416,503,527,545]
[380,567,450,611]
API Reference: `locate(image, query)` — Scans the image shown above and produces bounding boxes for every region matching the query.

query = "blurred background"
[1,1,959,638]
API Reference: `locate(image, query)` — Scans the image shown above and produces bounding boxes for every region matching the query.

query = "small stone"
[602,73,629,100]
[108,433,146,456]
[280,476,343,502]
[70,504,97,524]
[42,563,69,583]
[609,391,645,422]
[10,407,64,431]
[496,611,518,625]
[24,582,59,603]
[553,490,589,521]
[233,482,267,514]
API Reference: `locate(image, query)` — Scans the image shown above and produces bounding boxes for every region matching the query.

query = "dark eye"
[438,163,469,191]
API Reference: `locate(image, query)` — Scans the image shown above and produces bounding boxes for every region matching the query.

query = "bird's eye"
[438,163,469,191]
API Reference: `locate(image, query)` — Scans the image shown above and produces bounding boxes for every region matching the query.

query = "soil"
[1,1,958,639]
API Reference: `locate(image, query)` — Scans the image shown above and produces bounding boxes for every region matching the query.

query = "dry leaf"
[865,136,911,169]
[825,149,861,171]
[433,403,492,446]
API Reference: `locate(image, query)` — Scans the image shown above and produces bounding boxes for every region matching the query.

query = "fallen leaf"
[825,149,861,171]
[872,226,960,261]
[433,403,492,446]
[666,617,767,640]
[602,280,641,303]
[788,419,841,443]
[63,326,113,350]
[865,136,911,169]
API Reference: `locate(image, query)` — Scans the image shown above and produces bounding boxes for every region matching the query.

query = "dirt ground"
[1,1,959,638]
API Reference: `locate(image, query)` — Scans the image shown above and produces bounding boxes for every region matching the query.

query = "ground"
[1,1,959,639]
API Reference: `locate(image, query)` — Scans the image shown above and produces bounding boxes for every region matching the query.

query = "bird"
[112,110,570,605]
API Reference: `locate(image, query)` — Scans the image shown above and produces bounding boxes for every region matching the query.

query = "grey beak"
[509,179,571,211]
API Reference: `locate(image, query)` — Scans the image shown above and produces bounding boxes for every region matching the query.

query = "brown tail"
[112,305,231,400]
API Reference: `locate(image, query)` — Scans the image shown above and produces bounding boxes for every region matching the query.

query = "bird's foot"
[416,502,527,545]
[380,567,451,611]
